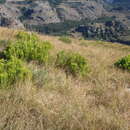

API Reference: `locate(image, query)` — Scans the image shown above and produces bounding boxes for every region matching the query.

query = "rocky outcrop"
[0,4,24,28]
[19,1,61,25]
[74,21,128,42]
[57,1,106,21]
[0,0,112,28]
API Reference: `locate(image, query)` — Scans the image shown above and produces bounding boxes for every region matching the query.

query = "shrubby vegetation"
[0,31,53,89]
[56,51,89,76]
[25,17,130,44]
[76,20,127,42]
[0,57,31,88]
[4,32,53,64]
[115,55,130,71]
[0,30,91,90]
[25,19,91,35]
[0,31,90,89]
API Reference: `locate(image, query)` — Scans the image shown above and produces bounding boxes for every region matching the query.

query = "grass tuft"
[59,36,72,44]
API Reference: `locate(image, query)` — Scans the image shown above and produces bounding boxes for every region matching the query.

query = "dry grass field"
[0,27,130,130]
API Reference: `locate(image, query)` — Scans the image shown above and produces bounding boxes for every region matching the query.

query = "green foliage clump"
[56,51,89,76]
[4,32,53,64]
[59,36,72,44]
[0,57,31,88]
[115,55,130,71]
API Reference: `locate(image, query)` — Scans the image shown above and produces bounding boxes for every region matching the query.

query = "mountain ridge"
[1,0,130,27]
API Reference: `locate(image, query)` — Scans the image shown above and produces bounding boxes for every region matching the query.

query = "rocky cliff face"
[0,3,23,28]
[0,0,113,28]
[56,0,106,21]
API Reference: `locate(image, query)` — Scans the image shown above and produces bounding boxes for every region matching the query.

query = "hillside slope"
[0,27,130,130]
[0,0,106,27]
[0,0,130,43]
[0,0,129,27]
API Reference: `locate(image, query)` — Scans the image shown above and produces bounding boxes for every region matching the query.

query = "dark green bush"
[56,51,89,76]
[4,32,53,64]
[115,55,130,71]
[0,57,31,88]
[59,36,72,44]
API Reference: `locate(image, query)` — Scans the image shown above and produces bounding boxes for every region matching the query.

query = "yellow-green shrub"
[115,55,130,71]
[0,57,31,88]
[55,51,89,76]
[4,32,53,64]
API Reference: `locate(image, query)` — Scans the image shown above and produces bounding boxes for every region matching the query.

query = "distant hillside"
[0,0,130,43]
[114,0,130,3]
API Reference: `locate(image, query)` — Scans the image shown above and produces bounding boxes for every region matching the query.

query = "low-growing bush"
[56,51,89,76]
[115,55,130,71]
[4,32,53,64]
[59,36,72,44]
[0,57,31,88]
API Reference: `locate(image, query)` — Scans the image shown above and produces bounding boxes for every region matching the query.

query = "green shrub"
[4,32,53,64]
[59,36,72,44]
[0,57,31,88]
[115,55,130,71]
[56,51,89,76]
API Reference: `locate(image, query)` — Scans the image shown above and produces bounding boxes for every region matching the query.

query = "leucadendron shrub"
[115,55,130,71]
[0,57,32,88]
[4,32,53,64]
[55,51,90,76]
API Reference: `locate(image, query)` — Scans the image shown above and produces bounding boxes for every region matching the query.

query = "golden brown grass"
[0,27,130,130]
